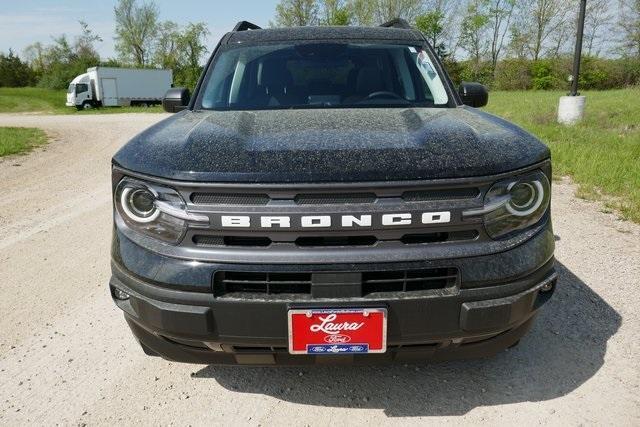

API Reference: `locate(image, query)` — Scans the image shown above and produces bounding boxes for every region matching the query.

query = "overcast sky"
[0,0,280,59]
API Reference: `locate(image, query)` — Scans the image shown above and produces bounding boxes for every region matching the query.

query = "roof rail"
[379,18,412,29]
[233,21,262,32]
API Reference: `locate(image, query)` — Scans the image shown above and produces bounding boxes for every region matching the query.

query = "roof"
[226,26,423,44]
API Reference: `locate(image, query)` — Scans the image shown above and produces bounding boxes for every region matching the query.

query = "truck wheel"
[82,101,93,110]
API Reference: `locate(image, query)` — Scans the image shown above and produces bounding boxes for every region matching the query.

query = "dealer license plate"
[288,308,387,355]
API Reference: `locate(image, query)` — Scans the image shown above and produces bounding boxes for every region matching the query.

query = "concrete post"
[558,96,586,125]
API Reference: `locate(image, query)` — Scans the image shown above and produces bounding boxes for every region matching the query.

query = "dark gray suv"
[110,19,556,365]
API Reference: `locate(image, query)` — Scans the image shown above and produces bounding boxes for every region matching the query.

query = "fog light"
[540,281,555,293]
[113,287,130,300]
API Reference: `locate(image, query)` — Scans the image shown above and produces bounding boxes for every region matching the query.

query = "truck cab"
[66,73,94,110]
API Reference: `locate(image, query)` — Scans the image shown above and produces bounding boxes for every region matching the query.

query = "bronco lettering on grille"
[218,211,451,228]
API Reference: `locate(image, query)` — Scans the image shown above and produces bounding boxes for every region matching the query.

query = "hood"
[113,107,550,183]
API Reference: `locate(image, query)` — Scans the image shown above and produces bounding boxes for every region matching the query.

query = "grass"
[486,88,640,223]
[0,87,163,114]
[0,127,48,157]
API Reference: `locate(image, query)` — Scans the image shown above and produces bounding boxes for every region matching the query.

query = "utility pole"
[558,0,588,125]
[570,0,587,96]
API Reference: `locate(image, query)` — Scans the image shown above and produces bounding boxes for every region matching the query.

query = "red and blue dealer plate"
[288,308,387,355]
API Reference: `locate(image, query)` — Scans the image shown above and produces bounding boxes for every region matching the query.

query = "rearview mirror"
[162,88,190,113]
[458,82,488,108]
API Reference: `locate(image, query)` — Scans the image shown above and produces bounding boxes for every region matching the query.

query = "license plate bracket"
[288,308,387,355]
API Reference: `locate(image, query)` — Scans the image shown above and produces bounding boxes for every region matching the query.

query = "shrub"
[531,60,559,90]
[442,58,464,86]
[493,58,532,90]
[458,60,494,87]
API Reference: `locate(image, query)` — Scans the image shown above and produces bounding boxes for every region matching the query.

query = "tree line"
[1,0,639,91]
[271,0,640,90]
[0,0,209,91]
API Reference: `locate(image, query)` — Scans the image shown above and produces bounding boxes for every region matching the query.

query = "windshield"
[75,83,88,94]
[199,42,450,110]
[67,84,75,94]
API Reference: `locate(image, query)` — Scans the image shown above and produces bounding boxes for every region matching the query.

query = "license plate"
[288,308,387,355]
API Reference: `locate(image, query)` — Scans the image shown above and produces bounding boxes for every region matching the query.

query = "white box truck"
[66,67,173,110]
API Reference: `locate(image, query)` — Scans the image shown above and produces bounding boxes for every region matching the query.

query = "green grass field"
[486,88,640,222]
[0,127,48,157]
[0,87,163,114]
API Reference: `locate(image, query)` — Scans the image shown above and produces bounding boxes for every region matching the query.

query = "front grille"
[214,272,312,296]
[182,180,491,257]
[213,268,458,297]
[194,231,478,248]
[193,235,272,247]
[294,193,377,204]
[401,230,478,244]
[402,188,479,201]
[295,236,377,247]
[190,187,479,206]
[362,268,458,295]
[191,192,270,205]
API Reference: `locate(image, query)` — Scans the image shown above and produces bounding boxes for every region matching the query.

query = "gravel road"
[0,113,638,426]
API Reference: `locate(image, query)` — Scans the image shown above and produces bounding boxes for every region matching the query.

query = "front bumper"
[110,224,556,365]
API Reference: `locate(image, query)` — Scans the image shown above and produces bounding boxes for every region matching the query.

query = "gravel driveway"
[0,113,638,426]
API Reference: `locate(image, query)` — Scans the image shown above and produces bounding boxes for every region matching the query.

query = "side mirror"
[458,82,488,108]
[162,88,190,113]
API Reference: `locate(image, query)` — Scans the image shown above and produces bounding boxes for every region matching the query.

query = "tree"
[373,0,424,23]
[348,0,376,25]
[76,21,102,60]
[0,50,35,87]
[152,21,210,90]
[487,0,516,72]
[322,0,351,25]
[153,21,181,70]
[416,11,448,58]
[114,0,159,66]
[23,42,46,78]
[583,0,613,56]
[618,0,640,57]
[23,22,103,89]
[175,23,210,89]
[273,0,319,26]
[507,25,530,59]
[513,0,571,61]
[459,0,490,65]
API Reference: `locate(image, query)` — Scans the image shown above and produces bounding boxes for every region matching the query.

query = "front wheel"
[82,101,93,110]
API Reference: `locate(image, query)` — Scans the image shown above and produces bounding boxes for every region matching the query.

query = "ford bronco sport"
[110,19,556,365]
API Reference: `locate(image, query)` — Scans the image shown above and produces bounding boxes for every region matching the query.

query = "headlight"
[464,171,550,239]
[115,178,208,244]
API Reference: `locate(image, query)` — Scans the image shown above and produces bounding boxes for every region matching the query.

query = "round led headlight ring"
[120,187,160,223]
[506,180,545,217]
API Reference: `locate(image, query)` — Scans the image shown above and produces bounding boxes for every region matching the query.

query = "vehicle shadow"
[193,262,621,417]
